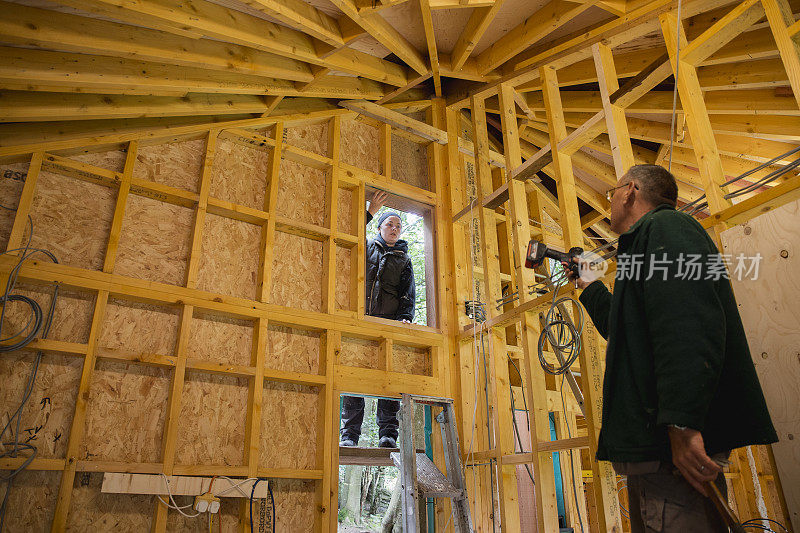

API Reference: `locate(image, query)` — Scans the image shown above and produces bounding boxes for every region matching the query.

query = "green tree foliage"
[366,207,428,326]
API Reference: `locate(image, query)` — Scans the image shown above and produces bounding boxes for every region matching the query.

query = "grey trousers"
[624,463,728,533]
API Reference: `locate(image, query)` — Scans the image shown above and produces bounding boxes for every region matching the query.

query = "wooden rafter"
[418,0,442,96]
[449,0,507,72]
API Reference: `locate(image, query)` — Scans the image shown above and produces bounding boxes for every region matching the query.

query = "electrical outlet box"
[194,492,220,513]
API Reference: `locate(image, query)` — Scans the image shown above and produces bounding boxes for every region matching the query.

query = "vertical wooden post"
[51,291,109,532]
[6,151,43,253]
[102,140,138,273]
[322,117,341,315]
[258,123,284,302]
[241,317,268,532]
[470,93,521,532]
[763,0,800,110]
[498,82,561,532]
[318,330,339,533]
[185,129,219,290]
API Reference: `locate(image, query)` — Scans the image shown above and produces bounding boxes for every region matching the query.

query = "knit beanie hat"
[376,211,401,229]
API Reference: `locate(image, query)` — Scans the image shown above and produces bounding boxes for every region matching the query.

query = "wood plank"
[339,100,448,144]
[764,0,800,109]
[418,0,442,96]
[556,109,606,155]
[101,473,270,498]
[6,152,42,252]
[449,0,507,71]
[102,140,138,273]
[680,0,766,66]
[593,42,635,178]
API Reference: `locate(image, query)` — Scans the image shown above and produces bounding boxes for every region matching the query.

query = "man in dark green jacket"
[568,165,777,531]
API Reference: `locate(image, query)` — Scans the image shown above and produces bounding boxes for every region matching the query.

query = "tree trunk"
[344,465,364,524]
[381,478,401,533]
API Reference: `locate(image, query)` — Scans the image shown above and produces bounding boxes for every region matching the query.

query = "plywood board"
[81,360,170,463]
[259,382,320,470]
[114,195,194,286]
[270,231,323,312]
[340,118,380,174]
[0,160,27,251]
[25,170,115,271]
[71,149,127,173]
[392,344,431,376]
[134,139,206,193]
[721,198,800,531]
[99,297,181,356]
[188,311,254,366]
[391,134,430,191]
[166,498,239,532]
[284,122,329,157]
[276,159,327,226]
[272,479,318,533]
[195,213,261,300]
[337,187,354,235]
[266,323,320,375]
[67,472,153,532]
[4,282,95,343]
[0,470,60,531]
[0,351,82,459]
[209,138,270,211]
[338,336,382,370]
[335,245,352,312]
[175,370,248,467]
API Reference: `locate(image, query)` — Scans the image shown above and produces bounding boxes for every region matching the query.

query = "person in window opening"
[339,190,416,449]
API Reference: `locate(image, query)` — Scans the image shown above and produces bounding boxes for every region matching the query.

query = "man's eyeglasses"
[606,182,638,202]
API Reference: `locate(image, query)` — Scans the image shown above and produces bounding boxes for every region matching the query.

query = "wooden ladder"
[392,393,474,533]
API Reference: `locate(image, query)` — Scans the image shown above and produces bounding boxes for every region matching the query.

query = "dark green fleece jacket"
[579,204,777,463]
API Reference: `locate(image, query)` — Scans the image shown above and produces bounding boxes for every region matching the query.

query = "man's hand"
[668,426,722,496]
[368,190,388,216]
[562,257,590,289]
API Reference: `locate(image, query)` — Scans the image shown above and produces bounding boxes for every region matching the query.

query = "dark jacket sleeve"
[642,215,726,430]
[397,259,415,322]
[578,280,612,340]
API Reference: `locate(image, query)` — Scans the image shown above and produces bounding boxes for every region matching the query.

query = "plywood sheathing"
[276,159,327,226]
[175,370,248,467]
[3,282,95,343]
[0,351,81,458]
[0,470,60,531]
[134,139,206,193]
[391,134,430,191]
[340,118,380,174]
[209,138,270,210]
[270,231,324,312]
[0,161,28,250]
[337,187,354,234]
[266,323,321,375]
[99,298,181,355]
[188,311,254,367]
[260,382,320,470]
[285,122,329,157]
[81,360,170,463]
[71,150,127,173]
[25,170,115,271]
[392,344,432,376]
[339,336,383,370]
[114,195,194,286]
[335,245,353,312]
[195,213,261,300]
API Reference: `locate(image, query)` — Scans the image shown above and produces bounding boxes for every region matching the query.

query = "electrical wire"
[157,474,201,518]
[0,215,59,533]
[560,374,585,533]
[507,357,535,486]
[741,518,788,532]
[536,267,585,376]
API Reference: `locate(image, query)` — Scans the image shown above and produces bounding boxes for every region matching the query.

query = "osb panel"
[339,336,382,370]
[275,159,326,226]
[67,472,152,532]
[26,170,115,271]
[175,371,247,466]
[167,497,239,532]
[188,311,254,366]
[71,149,127,172]
[340,118,379,174]
[259,382,319,470]
[114,194,193,286]
[195,213,260,300]
[284,122,328,156]
[134,139,206,193]
[273,479,317,533]
[0,351,82,459]
[391,134,430,191]
[0,161,27,251]
[210,138,270,210]
[81,360,170,463]
[335,246,352,311]
[270,231,322,312]
[99,297,181,356]
[0,470,59,531]
[337,187,354,235]
[266,324,320,375]
[3,282,94,343]
[392,344,431,376]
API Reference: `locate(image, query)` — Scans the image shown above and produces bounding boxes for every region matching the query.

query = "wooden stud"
[185,129,219,289]
[763,0,800,110]
[102,140,138,273]
[322,116,341,314]
[258,122,284,302]
[418,0,442,96]
[6,151,43,253]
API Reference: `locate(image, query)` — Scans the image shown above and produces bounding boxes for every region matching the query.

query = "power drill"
[524,239,584,278]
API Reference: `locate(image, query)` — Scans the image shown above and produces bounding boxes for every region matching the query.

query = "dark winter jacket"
[365,212,416,322]
[579,204,777,463]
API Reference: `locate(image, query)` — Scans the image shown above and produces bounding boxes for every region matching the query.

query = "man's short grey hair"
[625,164,678,208]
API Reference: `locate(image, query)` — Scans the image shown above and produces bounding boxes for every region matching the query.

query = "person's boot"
[340,435,358,447]
[378,436,397,448]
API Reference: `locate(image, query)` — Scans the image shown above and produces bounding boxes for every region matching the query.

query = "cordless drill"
[524,239,584,278]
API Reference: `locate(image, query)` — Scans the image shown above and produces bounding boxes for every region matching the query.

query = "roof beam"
[35,0,409,87]
[327,0,429,74]
[763,0,800,109]
[418,0,442,96]
[475,0,599,75]
[449,0,507,71]
[339,99,448,143]
[236,0,344,46]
